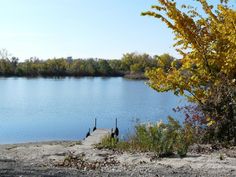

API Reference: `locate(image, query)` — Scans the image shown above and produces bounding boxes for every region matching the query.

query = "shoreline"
[0,140,81,146]
[0,74,147,80]
[0,140,235,177]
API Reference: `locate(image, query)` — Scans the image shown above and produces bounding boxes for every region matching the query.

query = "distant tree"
[0,49,11,60]
[121,53,155,74]
[0,49,14,75]
[108,59,123,75]
[10,57,19,74]
[155,53,174,72]
[85,59,97,76]
[98,59,112,75]
[0,59,11,75]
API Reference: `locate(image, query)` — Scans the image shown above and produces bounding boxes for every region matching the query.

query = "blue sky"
[0,0,234,60]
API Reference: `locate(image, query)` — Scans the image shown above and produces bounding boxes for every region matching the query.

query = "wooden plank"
[81,129,110,147]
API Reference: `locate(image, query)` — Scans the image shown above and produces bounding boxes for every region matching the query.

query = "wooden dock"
[81,129,110,147]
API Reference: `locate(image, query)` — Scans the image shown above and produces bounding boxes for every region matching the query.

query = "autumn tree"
[155,53,175,72]
[121,53,156,74]
[142,0,236,143]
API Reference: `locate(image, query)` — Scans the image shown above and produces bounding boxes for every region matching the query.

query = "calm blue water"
[0,77,187,144]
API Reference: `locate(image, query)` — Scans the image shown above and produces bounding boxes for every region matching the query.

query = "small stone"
[63,159,70,167]
[95,162,100,168]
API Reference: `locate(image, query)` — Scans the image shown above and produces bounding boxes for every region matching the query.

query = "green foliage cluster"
[97,117,195,157]
[0,50,179,78]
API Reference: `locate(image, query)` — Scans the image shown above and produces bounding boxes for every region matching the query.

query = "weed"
[97,116,195,157]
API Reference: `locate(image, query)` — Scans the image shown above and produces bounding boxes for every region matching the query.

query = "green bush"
[95,135,119,149]
[97,116,195,157]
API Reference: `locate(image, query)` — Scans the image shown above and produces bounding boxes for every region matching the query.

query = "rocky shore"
[0,141,235,177]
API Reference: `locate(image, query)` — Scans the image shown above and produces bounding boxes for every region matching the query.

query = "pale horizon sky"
[0,0,234,61]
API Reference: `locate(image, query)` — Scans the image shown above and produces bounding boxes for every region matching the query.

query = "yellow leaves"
[143,0,236,104]
[179,89,184,95]
[206,117,216,126]
[151,5,166,11]
[182,59,193,69]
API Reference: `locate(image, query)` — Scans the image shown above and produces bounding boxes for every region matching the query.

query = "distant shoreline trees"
[0,50,180,79]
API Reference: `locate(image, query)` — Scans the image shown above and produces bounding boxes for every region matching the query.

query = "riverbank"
[124,73,147,80]
[0,141,235,177]
[0,74,147,80]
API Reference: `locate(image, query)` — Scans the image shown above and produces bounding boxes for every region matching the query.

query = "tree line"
[0,50,180,78]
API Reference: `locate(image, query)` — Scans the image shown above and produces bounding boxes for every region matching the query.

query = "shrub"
[142,0,236,146]
[97,116,195,157]
[96,135,119,149]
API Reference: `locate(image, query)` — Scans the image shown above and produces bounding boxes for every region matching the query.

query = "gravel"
[0,141,235,177]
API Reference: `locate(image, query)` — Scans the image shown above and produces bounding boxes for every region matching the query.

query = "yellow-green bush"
[97,116,195,157]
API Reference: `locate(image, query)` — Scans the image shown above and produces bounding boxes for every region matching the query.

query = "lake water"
[0,77,187,144]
